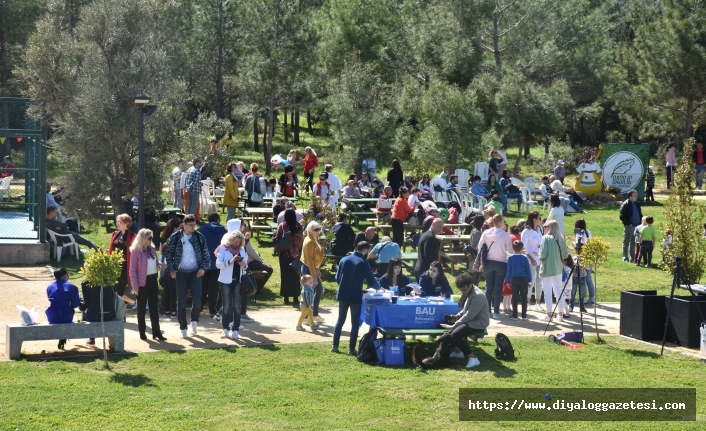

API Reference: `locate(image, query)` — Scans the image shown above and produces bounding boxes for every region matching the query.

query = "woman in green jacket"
[539,219,569,322]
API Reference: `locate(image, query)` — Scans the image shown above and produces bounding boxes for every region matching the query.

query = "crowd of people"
[42,142,700,363]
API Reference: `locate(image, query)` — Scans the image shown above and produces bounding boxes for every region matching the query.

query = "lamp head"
[134,92,151,105]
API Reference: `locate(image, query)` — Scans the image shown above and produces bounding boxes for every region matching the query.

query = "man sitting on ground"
[46,206,99,250]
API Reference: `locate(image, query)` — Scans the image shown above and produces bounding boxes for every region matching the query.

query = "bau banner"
[600,143,651,201]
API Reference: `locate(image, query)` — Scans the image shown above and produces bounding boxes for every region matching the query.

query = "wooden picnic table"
[436,234,470,246]
[344,197,379,208]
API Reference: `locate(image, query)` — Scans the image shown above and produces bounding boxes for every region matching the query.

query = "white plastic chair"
[474,195,488,212]
[454,169,470,193]
[539,186,552,214]
[0,175,12,201]
[431,178,448,201]
[519,187,538,214]
[473,162,489,185]
[510,177,522,185]
[58,209,81,233]
[201,179,216,198]
[460,192,474,220]
[200,188,218,214]
[523,177,540,200]
[46,230,79,263]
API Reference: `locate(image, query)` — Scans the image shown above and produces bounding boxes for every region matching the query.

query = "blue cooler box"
[384,339,404,366]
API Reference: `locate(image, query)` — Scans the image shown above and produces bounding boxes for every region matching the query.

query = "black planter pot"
[620,290,666,341]
[664,295,706,348]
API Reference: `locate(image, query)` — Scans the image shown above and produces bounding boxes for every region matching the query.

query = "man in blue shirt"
[183,158,202,215]
[46,267,81,350]
[369,236,401,276]
[332,241,380,355]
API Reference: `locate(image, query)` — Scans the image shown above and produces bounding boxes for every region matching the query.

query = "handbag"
[122,284,136,304]
[274,229,293,253]
[241,272,258,297]
[480,241,495,266]
[290,257,304,275]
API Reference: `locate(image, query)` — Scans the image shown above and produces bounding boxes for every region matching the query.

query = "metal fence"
[0,98,47,241]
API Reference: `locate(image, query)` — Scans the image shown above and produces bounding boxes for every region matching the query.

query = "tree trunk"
[267,87,275,175]
[448,135,458,173]
[215,45,223,118]
[262,111,268,154]
[354,147,364,178]
[283,108,288,143]
[253,113,259,152]
[523,138,530,159]
[0,0,7,91]
[684,98,694,139]
[512,135,524,177]
[492,18,502,73]
[544,136,550,155]
[294,103,300,144]
[306,110,313,135]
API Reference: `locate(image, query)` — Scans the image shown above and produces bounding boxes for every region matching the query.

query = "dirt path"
[0,266,629,361]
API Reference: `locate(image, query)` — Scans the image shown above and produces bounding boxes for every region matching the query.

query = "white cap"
[649,166,654,170]
[558,160,564,165]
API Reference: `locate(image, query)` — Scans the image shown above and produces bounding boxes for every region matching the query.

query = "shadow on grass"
[624,349,662,359]
[109,371,157,387]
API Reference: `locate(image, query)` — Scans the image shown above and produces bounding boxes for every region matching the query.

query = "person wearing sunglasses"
[301,221,326,323]
[129,228,166,341]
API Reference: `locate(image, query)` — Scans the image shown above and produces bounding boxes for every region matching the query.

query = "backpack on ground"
[357,327,385,362]
[494,332,515,361]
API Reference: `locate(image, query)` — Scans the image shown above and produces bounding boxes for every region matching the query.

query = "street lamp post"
[134,93,158,229]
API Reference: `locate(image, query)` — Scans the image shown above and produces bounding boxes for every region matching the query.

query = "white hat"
[558,160,564,165]
[227,219,241,232]
[649,166,654,170]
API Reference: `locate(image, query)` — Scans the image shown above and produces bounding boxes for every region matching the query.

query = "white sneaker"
[180,329,187,338]
[449,351,465,360]
[465,357,481,369]
[220,329,229,338]
[492,313,504,319]
[536,304,545,311]
[556,315,564,322]
[239,325,244,330]
[189,321,198,336]
[540,315,552,322]
[231,331,239,340]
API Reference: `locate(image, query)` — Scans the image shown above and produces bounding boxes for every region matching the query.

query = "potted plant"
[79,248,123,368]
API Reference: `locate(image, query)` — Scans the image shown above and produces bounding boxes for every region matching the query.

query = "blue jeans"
[622,224,636,261]
[302,264,324,316]
[505,192,522,211]
[332,301,362,352]
[484,260,507,314]
[187,190,200,215]
[696,164,705,189]
[220,281,242,331]
[567,195,581,212]
[570,272,595,307]
[176,269,202,330]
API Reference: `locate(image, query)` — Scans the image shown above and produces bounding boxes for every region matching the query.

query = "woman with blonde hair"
[302,146,318,195]
[301,220,325,322]
[129,228,166,340]
[216,229,248,339]
[539,219,569,322]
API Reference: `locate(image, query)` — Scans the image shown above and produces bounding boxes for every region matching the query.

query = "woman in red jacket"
[391,187,417,247]
[302,146,318,195]
[129,229,166,340]
[108,213,136,303]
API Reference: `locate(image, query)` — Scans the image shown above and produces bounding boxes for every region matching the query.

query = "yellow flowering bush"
[579,236,610,269]
[79,248,123,287]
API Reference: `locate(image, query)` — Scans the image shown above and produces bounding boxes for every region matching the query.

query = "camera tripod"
[660,257,706,355]
[542,233,601,341]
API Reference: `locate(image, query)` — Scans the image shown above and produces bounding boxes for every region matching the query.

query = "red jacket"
[109,229,135,276]
[0,163,15,178]
[391,196,415,221]
[303,155,318,174]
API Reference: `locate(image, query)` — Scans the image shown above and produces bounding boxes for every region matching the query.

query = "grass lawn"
[0,336,703,430]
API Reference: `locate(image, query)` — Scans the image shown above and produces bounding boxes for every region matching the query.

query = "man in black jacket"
[415,218,444,278]
[353,226,379,249]
[331,213,356,257]
[619,189,642,262]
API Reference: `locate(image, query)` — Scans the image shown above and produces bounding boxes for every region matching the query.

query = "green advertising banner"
[600,143,651,201]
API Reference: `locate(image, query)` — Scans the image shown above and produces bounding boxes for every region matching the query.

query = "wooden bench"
[348,211,373,227]
[439,251,468,274]
[6,321,125,359]
[250,225,274,242]
[380,327,487,341]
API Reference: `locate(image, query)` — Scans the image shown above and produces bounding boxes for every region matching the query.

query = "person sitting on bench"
[46,267,81,350]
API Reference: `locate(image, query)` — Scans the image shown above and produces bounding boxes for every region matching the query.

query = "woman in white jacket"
[476,214,513,319]
[216,230,248,340]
